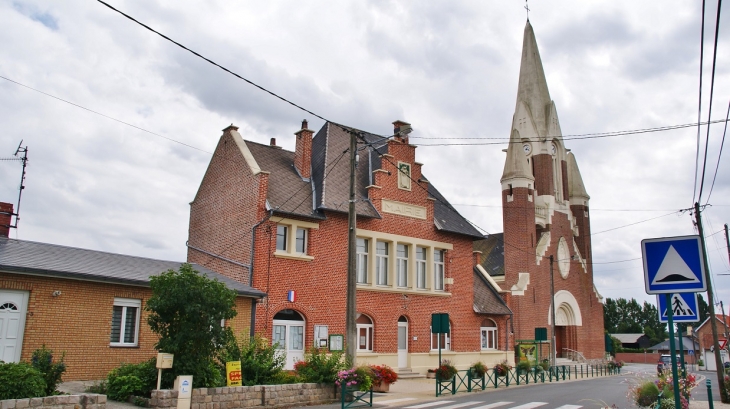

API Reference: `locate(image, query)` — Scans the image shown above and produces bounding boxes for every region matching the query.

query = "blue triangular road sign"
[642,235,706,294]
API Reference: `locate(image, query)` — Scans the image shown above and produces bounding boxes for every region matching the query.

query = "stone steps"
[396,368,426,379]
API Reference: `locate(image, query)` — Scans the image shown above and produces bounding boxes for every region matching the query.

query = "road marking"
[470,402,514,409]
[375,398,417,405]
[439,402,485,409]
[507,403,548,409]
[554,406,582,409]
[405,401,455,409]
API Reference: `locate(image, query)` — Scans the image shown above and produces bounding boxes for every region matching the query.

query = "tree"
[603,297,667,346]
[146,264,238,388]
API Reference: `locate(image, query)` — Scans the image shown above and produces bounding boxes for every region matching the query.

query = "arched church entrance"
[549,291,583,359]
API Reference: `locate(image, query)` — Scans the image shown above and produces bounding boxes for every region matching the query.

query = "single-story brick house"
[0,206,264,380]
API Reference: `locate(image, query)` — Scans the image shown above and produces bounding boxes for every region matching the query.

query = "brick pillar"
[294,120,314,179]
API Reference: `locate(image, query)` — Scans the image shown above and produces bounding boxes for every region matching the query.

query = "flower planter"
[372,382,390,392]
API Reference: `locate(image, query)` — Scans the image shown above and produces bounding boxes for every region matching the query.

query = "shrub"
[632,380,660,408]
[107,359,157,400]
[0,362,46,399]
[295,348,346,384]
[218,334,285,386]
[30,345,66,396]
[269,371,300,385]
[85,381,108,394]
[516,360,532,372]
[538,360,549,371]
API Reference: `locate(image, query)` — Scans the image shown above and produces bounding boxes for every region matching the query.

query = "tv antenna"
[3,141,29,231]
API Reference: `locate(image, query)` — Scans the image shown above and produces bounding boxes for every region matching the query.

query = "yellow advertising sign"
[226,361,242,387]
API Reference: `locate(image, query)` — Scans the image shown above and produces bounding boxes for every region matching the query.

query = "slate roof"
[612,333,648,344]
[0,238,265,297]
[247,121,482,238]
[647,336,698,352]
[473,268,512,315]
[473,233,505,276]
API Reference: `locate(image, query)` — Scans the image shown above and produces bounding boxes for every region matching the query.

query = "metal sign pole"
[666,293,681,409]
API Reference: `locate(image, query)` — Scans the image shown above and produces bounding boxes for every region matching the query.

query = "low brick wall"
[150,383,336,409]
[615,352,699,364]
[0,394,105,409]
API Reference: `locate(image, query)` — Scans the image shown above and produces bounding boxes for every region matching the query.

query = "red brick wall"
[0,202,12,238]
[531,154,553,196]
[0,274,252,380]
[188,127,266,285]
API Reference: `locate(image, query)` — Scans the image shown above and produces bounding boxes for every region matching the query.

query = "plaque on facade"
[397,162,412,190]
[382,199,426,220]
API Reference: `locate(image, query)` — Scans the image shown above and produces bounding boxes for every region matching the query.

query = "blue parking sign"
[642,235,706,294]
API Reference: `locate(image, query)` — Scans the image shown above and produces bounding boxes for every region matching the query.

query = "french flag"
[287,290,296,302]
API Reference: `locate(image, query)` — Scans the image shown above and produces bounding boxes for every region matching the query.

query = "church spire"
[567,152,589,201]
[515,21,553,138]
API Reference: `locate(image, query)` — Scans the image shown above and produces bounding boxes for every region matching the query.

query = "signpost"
[643,235,706,409]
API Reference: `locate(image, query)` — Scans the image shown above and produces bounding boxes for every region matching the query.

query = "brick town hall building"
[187,20,605,373]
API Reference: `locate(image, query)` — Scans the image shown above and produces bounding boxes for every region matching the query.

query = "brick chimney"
[0,202,13,238]
[294,119,314,179]
[392,120,412,143]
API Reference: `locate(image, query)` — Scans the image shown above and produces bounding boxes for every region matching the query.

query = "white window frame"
[430,327,451,351]
[396,243,408,288]
[276,225,288,251]
[356,313,374,352]
[376,241,389,286]
[357,238,369,284]
[481,321,498,350]
[272,217,318,261]
[110,298,141,347]
[434,250,445,291]
[416,246,427,289]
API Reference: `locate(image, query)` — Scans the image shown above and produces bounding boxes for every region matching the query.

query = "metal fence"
[436,364,622,397]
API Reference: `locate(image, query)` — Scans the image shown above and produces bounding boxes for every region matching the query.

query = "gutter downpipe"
[249,210,273,338]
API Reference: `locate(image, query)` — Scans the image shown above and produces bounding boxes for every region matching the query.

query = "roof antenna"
[10,140,28,230]
[525,0,530,21]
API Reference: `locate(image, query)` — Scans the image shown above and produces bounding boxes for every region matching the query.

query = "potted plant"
[470,361,487,378]
[336,367,374,393]
[426,368,436,379]
[516,360,532,374]
[493,360,511,377]
[370,365,398,392]
[435,359,458,381]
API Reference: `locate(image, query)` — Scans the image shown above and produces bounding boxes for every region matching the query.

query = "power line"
[697,0,724,203]
[450,203,685,212]
[704,100,729,204]
[693,0,707,205]
[590,211,681,236]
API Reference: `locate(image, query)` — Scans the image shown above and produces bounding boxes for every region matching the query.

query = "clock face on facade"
[550,143,557,155]
[522,144,531,155]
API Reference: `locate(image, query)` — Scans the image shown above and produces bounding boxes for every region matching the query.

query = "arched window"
[480,319,498,350]
[356,313,374,352]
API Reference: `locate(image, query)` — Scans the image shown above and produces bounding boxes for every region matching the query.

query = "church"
[475,20,605,360]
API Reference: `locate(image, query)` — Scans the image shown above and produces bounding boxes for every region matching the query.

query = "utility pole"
[345,130,358,366]
[695,202,727,402]
[549,255,557,366]
[725,224,730,272]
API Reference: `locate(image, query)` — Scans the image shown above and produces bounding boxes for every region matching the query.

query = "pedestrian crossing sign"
[657,292,700,323]
[642,235,706,294]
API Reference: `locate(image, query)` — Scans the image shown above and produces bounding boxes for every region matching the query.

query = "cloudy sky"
[1,1,729,312]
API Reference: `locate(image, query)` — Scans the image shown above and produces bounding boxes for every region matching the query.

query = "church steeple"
[501,130,534,184]
[515,21,553,139]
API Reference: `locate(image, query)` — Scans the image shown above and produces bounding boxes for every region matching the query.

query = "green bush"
[0,362,46,399]
[218,334,285,386]
[295,348,346,384]
[107,359,157,400]
[268,371,300,384]
[516,360,532,372]
[633,380,660,407]
[30,345,66,396]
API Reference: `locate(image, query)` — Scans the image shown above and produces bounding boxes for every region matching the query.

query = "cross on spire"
[525,0,530,21]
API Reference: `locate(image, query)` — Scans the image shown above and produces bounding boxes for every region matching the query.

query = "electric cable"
[697,0,724,203]
[693,0,707,205]
[704,100,729,204]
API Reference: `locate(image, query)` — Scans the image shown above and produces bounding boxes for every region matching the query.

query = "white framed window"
[416,246,427,289]
[272,218,318,261]
[356,313,374,352]
[295,228,307,253]
[376,241,389,286]
[276,225,288,251]
[110,298,141,347]
[357,238,369,284]
[434,250,445,291]
[480,319,498,350]
[430,327,450,351]
[396,244,408,287]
